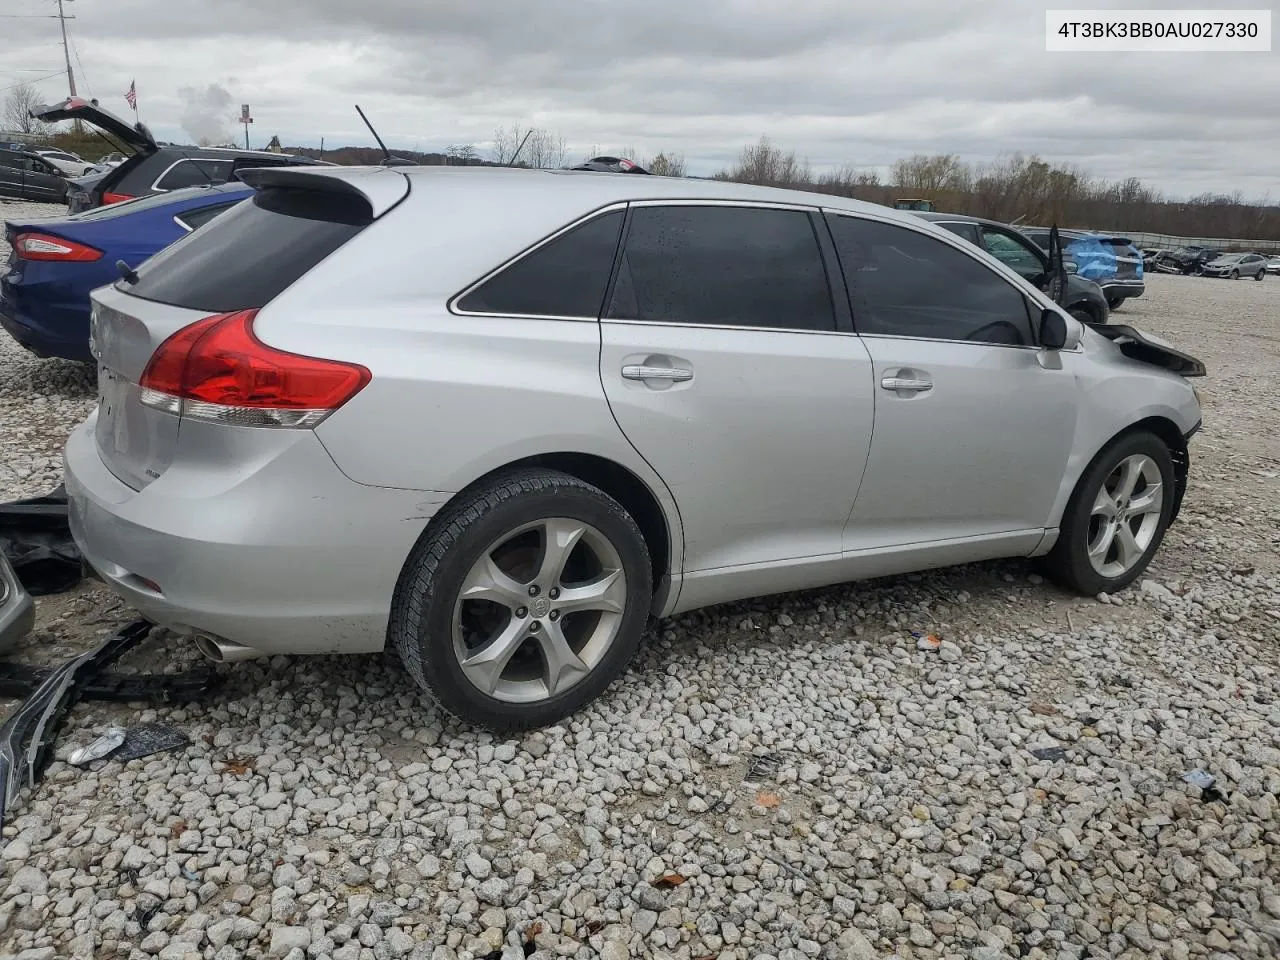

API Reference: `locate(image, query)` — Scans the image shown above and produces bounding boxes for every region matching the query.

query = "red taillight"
[101,191,134,205]
[138,310,371,428]
[13,232,103,262]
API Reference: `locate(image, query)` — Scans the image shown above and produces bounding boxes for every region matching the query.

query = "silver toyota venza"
[64,166,1204,729]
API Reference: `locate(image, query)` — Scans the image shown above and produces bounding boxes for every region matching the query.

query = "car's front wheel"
[1042,432,1175,596]
[389,468,652,731]
[1229,269,1239,280]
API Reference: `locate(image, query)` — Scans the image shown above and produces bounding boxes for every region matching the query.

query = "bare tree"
[491,124,564,167]
[3,81,49,136]
[646,152,687,177]
[446,143,477,165]
[730,136,810,186]
[890,154,973,193]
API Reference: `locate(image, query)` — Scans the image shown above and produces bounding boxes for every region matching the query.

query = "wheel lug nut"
[529,621,541,632]
[528,585,540,597]
[515,607,527,618]
[549,610,560,621]
[549,587,560,600]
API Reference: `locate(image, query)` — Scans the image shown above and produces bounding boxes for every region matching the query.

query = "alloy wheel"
[452,518,628,703]
[1086,454,1164,579]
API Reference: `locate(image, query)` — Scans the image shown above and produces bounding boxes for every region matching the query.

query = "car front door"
[598,202,875,581]
[825,211,1079,554]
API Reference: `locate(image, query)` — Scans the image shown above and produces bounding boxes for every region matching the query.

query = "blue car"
[1025,228,1145,310]
[1,182,251,362]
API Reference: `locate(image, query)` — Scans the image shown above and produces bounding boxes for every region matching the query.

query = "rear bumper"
[1100,280,1145,300]
[0,279,94,363]
[63,413,443,655]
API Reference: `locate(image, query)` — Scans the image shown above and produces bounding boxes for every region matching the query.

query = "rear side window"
[126,186,370,312]
[827,214,1034,346]
[154,159,233,190]
[0,154,21,170]
[606,205,834,331]
[456,209,624,318]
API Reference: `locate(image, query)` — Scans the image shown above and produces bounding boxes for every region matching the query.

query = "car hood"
[1089,323,1206,377]
[30,97,157,153]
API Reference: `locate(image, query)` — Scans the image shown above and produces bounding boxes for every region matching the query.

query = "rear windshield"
[124,186,371,312]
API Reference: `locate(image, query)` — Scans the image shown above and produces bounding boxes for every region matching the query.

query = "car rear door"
[825,211,1078,553]
[597,201,875,577]
[0,153,23,199]
[23,157,64,201]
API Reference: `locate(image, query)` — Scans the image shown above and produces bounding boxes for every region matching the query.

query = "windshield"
[1215,254,1244,263]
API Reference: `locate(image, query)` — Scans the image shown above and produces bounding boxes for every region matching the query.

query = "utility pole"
[57,0,77,97]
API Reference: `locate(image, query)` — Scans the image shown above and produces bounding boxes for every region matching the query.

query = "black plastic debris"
[1030,746,1068,762]
[744,753,782,785]
[0,659,220,704]
[0,485,84,597]
[112,723,190,763]
[0,620,152,829]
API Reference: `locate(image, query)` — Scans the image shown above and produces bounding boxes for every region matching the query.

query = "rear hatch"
[30,97,159,208]
[89,169,408,491]
[1096,235,1142,280]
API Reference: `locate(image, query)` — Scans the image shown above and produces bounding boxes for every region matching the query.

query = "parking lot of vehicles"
[1200,251,1269,280]
[1152,244,1220,274]
[30,97,328,213]
[1,183,252,362]
[61,165,1204,729]
[30,148,94,177]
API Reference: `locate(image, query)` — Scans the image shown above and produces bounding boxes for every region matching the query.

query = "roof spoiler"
[234,166,410,217]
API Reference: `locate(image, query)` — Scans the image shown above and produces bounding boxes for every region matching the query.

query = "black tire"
[1229,269,1239,280]
[1069,307,1099,326]
[1041,431,1175,596]
[1255,270,1265,281]
[1106,296,1125,310]
[389,468,652,731]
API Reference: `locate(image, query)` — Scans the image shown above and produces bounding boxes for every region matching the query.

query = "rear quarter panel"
[252,182,683,561]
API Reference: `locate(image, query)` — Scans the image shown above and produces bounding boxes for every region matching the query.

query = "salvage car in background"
[1152,245,1219,275]
[1267,256,1280,275]
[64,166,1204,730]
[33,148,94,177]
[915,212,1111,325]
[1200,252,1268,280]
[1025,228,1145,310]
[1,183,251,361]
[0,148,68,203]
[30,97,327,213]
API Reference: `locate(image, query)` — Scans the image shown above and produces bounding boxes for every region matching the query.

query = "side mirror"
[1040,309,1068,350]
[1064,260,1079,275]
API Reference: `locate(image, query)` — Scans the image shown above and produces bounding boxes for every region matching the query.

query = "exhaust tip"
[193,635,267,663]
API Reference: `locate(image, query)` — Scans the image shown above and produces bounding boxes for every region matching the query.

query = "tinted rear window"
[155,159,233,190]
[125,186,370,312]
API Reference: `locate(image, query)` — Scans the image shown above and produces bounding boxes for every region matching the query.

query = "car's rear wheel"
[390,468,652,730]
[1042,432,1175,596]
[1255,269,1265,281]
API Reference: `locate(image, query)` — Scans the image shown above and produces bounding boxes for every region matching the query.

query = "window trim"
[822,208,1080,352]
[149,157,234,193]
[173,202,237,234]
[448,202,630,322]
[601,199,843,336]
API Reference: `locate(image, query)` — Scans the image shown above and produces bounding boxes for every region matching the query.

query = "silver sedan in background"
[64,167,1204,729]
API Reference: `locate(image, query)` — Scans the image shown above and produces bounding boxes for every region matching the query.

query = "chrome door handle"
[622,364,693,382]
[880,376,932,393]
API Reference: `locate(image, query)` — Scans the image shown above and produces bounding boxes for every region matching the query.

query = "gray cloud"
[2,0,1276,198]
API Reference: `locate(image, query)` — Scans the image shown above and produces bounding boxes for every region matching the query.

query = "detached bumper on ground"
[63,414,440,656]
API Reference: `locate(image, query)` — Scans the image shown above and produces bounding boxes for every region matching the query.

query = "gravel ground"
[1,203,1278,960]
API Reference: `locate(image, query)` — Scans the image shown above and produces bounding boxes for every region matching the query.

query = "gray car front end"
[63,166,1203,726]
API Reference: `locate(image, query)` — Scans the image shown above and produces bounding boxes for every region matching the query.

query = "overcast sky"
[3,0,1277,199]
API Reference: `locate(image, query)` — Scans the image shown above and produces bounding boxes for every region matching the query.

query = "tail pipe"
[193,635,268,663]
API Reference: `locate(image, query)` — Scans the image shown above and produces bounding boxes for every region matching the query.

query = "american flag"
[125,80,137,110]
